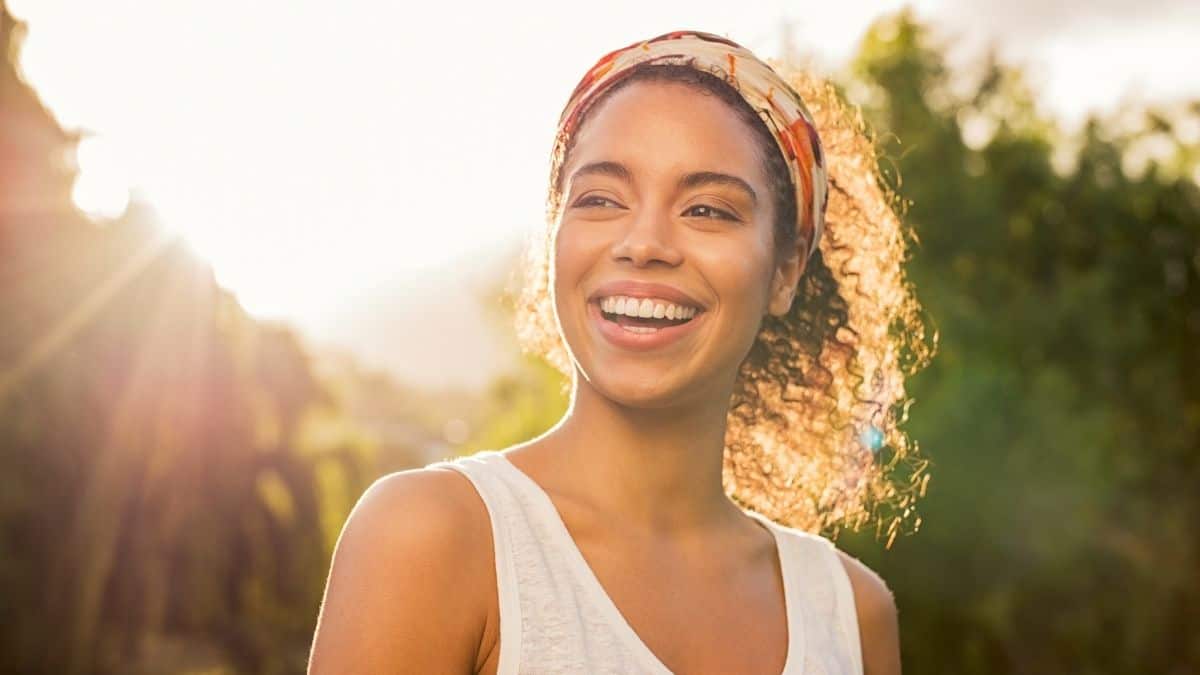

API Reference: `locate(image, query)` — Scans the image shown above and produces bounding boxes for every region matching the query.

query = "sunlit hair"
[514,62,935,544]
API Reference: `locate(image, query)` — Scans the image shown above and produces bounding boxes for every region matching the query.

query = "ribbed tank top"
[426,450,863,675]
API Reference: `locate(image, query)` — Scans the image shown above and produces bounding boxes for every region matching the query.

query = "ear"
[767,244,806,317]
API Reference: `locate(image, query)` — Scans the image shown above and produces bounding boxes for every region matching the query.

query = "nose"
[610,207,683,268]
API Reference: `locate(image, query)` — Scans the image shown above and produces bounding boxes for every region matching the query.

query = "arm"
[307,469,493,674]
[835,550,902,675]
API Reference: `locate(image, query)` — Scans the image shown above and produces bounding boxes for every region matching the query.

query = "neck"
[532,368,743,535]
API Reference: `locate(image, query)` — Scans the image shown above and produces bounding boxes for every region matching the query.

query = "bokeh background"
[2,1,1198,673]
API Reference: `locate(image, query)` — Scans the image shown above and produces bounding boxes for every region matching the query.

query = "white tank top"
[426,450,864,675]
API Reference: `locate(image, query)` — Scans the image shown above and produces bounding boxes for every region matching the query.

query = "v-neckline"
[491,451,805,675]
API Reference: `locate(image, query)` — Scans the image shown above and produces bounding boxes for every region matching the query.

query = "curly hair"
[513,62,935,545]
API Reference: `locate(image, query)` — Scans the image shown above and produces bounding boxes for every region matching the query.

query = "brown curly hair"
[513,61,935,545]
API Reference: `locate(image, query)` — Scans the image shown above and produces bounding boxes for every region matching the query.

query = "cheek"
[552,222,583,282]
[551,220,602,309]
[697,237,775,320]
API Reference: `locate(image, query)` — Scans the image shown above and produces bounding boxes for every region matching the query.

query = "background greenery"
[1,4,1196,673]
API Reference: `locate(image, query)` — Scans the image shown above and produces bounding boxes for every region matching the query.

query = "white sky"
[8,0,1199,385]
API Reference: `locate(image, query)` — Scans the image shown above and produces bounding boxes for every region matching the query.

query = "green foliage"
[0,6,373,674]
[0,222,373,674]
[837,9,1200,672]
[456,259,570,457]
[461,351,569,455]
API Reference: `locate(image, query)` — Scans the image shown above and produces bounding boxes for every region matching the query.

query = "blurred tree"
[836,9,1200,673]
[460,351,569,456]
[0,3,372,673]
[459,273,569,456]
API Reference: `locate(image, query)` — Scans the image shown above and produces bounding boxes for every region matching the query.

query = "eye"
[573,194,624,209]
[683,204,739,221]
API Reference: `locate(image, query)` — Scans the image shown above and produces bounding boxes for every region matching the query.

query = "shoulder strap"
[769,524,865,675]
[424,451,523,675]
[816,536,865,675]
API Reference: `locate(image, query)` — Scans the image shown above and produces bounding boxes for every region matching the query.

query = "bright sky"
[9,0,1200,333]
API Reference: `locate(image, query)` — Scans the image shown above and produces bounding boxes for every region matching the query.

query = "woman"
[309,30,930,675]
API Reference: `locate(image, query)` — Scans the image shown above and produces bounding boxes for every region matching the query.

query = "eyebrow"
[569,160,634,185]
[569,161,758,206]
[678,171,758,206]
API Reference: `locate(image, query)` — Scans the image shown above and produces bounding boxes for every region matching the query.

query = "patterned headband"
[556,30,829,260]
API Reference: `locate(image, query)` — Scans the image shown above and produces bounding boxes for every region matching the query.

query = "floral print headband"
[556,30,829,260]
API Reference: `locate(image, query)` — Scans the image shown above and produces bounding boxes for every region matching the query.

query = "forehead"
[564,80,767,185]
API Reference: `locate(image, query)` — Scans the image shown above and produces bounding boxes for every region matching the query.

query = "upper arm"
[307,468,493,675]
[835,549,901,675]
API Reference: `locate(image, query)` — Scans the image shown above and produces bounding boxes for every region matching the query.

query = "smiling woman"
[309,30,932,675]
[527,41,933,541]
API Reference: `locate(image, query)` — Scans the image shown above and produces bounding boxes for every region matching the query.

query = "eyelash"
[573,195,739,221]
[683,204,738,221]
[574,195,622,209]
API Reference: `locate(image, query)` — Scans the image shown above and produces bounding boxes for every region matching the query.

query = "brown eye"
[683,204,737,221]
[574,195,623,209]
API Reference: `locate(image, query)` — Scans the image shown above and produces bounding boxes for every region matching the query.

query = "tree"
[0,4,370,672]
[839,9,1200,672]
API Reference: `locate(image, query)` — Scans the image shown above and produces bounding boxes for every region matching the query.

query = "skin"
[307,81,901,675]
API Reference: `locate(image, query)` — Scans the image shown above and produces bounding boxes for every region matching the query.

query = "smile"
[588,298,705,351]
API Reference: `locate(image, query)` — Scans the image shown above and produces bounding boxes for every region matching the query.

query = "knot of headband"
[556,30,829,260]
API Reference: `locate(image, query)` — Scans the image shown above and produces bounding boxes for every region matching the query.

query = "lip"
[587,280,706,310]
[588,296,706,352]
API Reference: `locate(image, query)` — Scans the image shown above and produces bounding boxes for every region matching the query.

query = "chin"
[600,382,685,410]
[579,362,705,410]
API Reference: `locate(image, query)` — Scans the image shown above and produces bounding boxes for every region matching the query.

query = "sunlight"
[5,0,858,326]
[0,228,178,401]
[11,0,1197,331]
[71,136,130,220]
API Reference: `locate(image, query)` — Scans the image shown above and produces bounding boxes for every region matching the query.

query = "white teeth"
[598,295,698,320]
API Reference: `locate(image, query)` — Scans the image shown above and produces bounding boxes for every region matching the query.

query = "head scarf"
[555,30,829,260]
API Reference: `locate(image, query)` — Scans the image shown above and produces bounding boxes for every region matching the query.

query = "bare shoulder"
[307,466,495,674]
[833,548,902,675]
[338,467,494,577]
[347,466,493,554]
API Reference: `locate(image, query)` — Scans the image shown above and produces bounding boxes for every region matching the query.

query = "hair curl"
[513,62,935,544]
